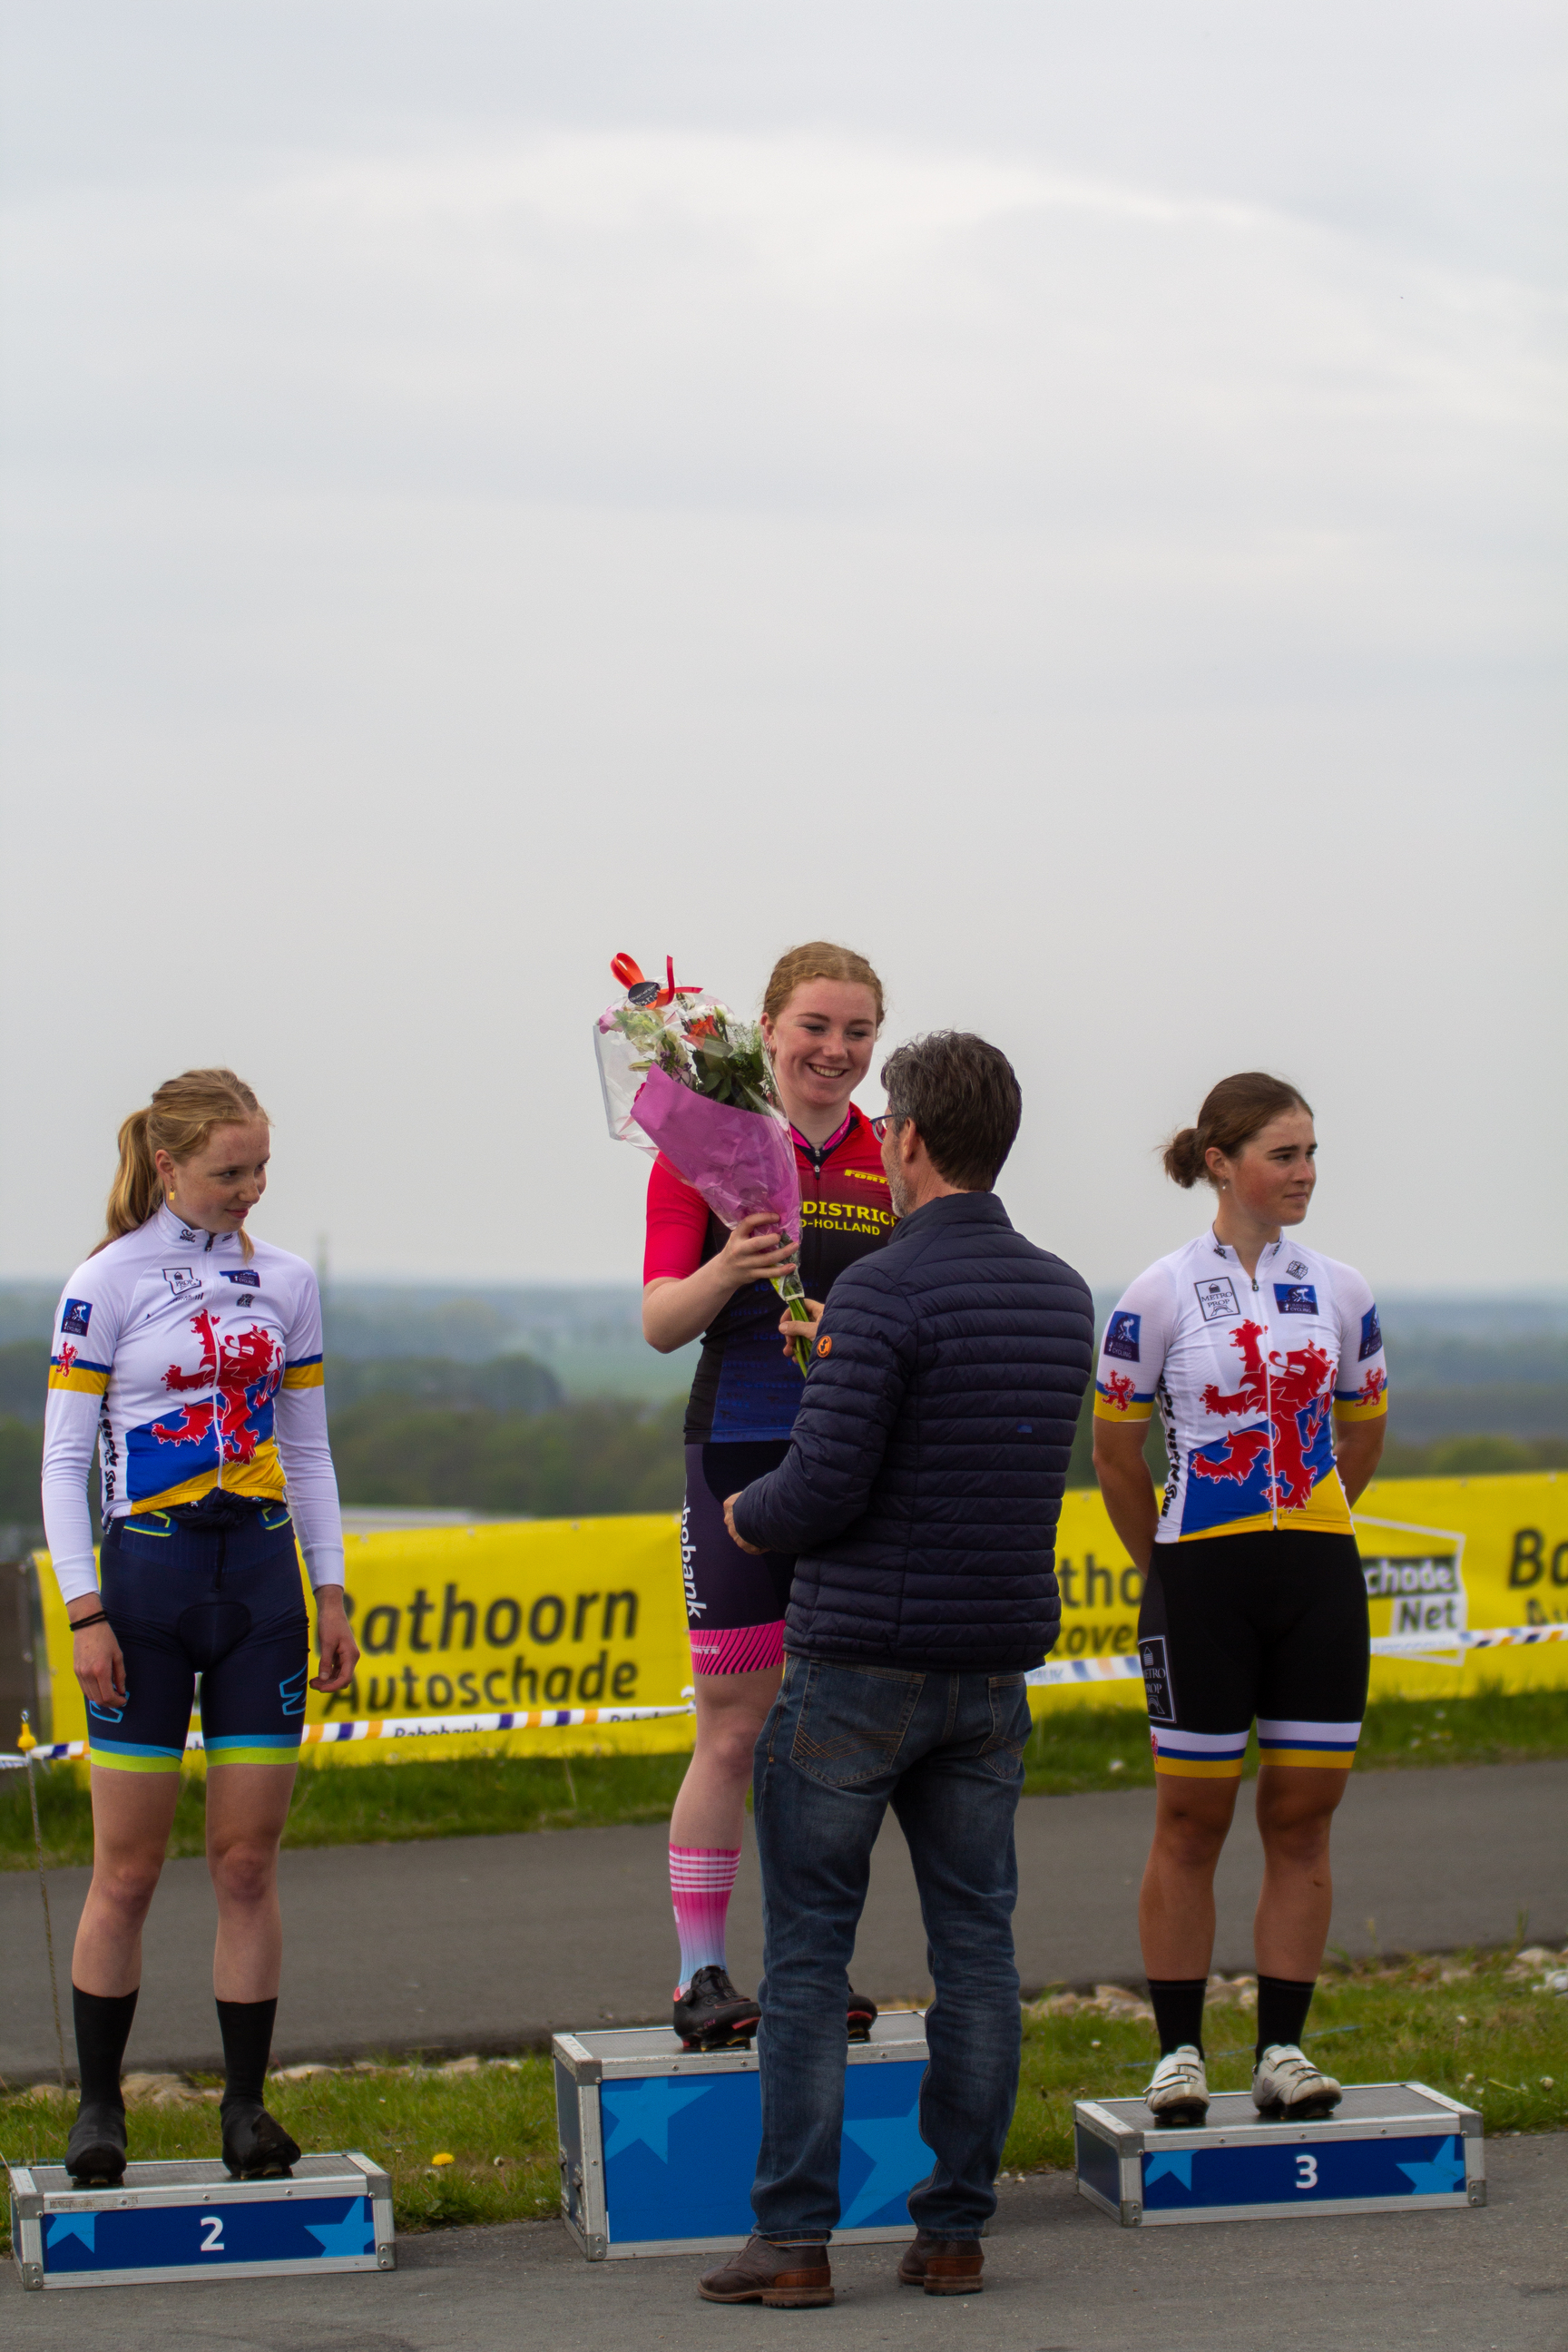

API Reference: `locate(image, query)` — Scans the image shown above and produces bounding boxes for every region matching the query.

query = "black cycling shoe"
[673,1965,761,2051]
[65,2099,128,2185]
[847,1989,878,2043]
[220,2098,300,2180]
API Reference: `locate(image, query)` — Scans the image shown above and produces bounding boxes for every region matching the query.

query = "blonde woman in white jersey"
[41,1070,358,2185]
[1093,1073,1387,2127]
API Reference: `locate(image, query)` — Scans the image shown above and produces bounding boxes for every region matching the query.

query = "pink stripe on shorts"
[690,1622,786,1677]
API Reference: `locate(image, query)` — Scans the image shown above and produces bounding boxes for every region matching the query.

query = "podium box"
[554,2014,932,2259]
[1073,2082,1484,2227]
[5,2152,395,2290]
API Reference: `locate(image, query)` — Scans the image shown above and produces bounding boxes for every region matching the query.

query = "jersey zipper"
[1242,1249,1278,1530]
[206,1234,223,1494]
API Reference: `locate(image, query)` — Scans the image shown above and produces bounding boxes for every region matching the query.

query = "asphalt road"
[3,1761,1563,2078]
[5,2135,1565,2352]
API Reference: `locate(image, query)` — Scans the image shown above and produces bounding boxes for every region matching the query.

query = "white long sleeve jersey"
[42,1204,346,1605]
[1093,1229,1389,1544]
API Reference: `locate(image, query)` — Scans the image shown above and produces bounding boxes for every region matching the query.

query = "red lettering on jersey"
[151,1312,282,1463]
[1102,1371,1135,1412]
[1194,1319,1334,1509]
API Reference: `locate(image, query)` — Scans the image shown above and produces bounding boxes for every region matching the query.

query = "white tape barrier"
[0,1700,695,1770]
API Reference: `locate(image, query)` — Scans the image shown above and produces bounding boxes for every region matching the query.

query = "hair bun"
[1161,1126,1204,1189]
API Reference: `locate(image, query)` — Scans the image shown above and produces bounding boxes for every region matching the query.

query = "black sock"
[72,1985,139,2110]
[216,1998,278,2109]
[1255,1975,1316,2063]
[1147,1977,1208,2059]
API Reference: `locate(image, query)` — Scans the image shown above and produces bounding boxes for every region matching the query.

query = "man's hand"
[779,1298,826,1355]
[311,1586,361,1692]
[723,1494,764,1556]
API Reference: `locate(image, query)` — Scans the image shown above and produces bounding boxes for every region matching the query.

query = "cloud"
[1,44,1563,1290]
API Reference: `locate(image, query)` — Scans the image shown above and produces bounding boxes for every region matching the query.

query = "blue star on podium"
[306,2202,377,2256]
[1397,2139,1465,2195]
[1143,2149,1194,2190]
[840,2100,930,2227]
[603,2077,714,2163]
[45,2211,96,2251]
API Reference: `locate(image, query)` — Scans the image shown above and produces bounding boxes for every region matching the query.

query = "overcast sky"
[2,2,1563,1296]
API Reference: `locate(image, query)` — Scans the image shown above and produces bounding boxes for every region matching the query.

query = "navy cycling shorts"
[91,1504,309,1774]
[681,1442,795,1677]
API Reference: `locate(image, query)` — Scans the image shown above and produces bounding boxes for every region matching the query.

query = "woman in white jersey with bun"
[41,1069,358,2186]
[1093,1073,1387,2126]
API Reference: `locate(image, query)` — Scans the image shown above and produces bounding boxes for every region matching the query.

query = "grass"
[5,1690,1565,1869]
[0,1751,691,1871]
[3,1950,1563,2253]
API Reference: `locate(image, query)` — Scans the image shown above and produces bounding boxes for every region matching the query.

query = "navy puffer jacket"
[730,1190,1093,1672]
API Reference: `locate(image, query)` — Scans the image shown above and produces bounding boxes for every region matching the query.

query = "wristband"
[69,1610,111,1632]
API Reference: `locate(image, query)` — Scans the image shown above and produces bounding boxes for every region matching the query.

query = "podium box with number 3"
[6,2153,394,2290]
[1073,2082,1484,2227]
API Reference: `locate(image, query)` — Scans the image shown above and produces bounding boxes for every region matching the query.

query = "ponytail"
[103,1108,162,1242]
[95,1068,270,1258]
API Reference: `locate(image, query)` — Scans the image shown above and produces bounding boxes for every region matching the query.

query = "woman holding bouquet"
[642,942,892,2047]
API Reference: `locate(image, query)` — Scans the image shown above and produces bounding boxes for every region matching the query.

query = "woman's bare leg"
[1138,1774,1242,1980]
[71,1770,181,1995]
[670,1666,782,1850]
[205,1763,298,2001]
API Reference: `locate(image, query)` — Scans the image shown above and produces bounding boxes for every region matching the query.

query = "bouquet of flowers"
[595,953,812,1373]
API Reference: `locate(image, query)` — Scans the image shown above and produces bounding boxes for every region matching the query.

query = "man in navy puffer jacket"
[697,1034,1092,2311]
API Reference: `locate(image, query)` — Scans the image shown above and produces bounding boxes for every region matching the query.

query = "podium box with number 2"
[6,2153,394,2290]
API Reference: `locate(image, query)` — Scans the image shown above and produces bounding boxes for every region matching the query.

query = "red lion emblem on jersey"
[56,1341,79,1379]
[1192,1319,1333,1511]
[151,1312,282,1462]
[1351,1366,1387,1411]
[1101,1371,1136,1413]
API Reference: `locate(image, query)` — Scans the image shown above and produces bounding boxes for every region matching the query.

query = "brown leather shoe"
[897,2230,985,2295]
[698,2236,834,2307]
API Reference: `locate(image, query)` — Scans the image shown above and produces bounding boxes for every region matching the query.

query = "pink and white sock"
[670,1846,740,1996]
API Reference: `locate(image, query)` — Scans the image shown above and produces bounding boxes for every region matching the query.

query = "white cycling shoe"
[1251,2043,1342,2117]
[1144,2044,1210,2125]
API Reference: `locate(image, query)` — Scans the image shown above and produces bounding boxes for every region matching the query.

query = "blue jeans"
[750,1653,1032,2244]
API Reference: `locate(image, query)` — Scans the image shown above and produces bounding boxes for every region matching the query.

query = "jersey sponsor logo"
[61,1298,93,1336]
[162,1267,199,1297]
[148,1311,283,1466]
[1192,1320,1334,1514]
[842,1168,890,1187]
[1101,1371,1136,1412]
[1194,1277,1240,1322]
[1139,1635,1176,1724]
[1103,1311,1141,1362]
[1286,1259,1309,1279]
[220,1269,260,1287]
[1358,1305,1383,1361]
[1274,1283,1318,1315]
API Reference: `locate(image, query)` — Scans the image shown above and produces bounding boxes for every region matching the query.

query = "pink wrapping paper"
[631,1065,800,1233]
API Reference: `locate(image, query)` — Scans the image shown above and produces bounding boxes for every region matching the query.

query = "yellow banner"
[34,1473,1568,1760]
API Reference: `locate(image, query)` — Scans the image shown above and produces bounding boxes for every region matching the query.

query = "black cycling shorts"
[1137,1529,1369,1779]
[92,1501,309,1774]
[681,1441,795,1677]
